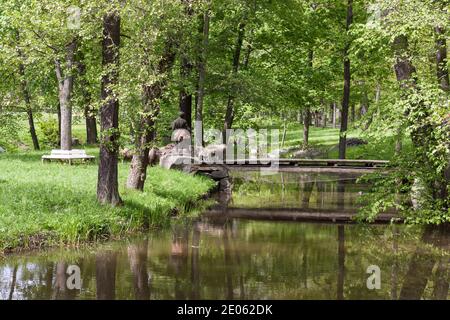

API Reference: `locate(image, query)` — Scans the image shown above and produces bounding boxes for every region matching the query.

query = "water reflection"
[0,172,448,300]
[1,221,447,300]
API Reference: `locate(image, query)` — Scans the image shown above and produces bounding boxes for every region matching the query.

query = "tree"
[77,56,98,145]
[54,39,77,150]
[16,34,40,150]
[195,3,210,140]
[338,0,353,159]
[223,19,246,138]
[122,0,179,191]
[97,9,122,206]
[126,43,176,190]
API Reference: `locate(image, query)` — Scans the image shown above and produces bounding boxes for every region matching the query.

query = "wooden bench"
[42,149,95,165]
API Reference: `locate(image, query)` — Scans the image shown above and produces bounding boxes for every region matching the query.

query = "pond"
[0,171,448,300]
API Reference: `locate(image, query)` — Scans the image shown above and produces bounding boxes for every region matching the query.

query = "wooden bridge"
[190,158,389,174]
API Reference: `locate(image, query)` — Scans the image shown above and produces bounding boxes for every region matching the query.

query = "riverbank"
[0,149,215,254]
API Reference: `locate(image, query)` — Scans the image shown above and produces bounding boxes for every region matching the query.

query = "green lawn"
[0,148,214,254]
[278,122,407,161]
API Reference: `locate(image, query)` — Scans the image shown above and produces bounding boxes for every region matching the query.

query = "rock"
[148,147,161,166]
[159,143,176,157]
[293,148,324,159]
[346,138,368,146]
[0,147,5,153]
[160,154,192,170]
[209,168,229,179]
[198,144,226,162]
[18,143,30,151]
[171,129,191,143]
[72,138,80,146]
[119,148,133,161]
[219,178,232,193]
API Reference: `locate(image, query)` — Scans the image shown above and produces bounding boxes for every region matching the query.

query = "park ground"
[0,119,404,253]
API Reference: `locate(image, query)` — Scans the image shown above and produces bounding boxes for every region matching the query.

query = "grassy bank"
[0,149,215,254]
[278,123,408,161]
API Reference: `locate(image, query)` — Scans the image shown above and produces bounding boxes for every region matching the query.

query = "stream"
[0,171,448,300]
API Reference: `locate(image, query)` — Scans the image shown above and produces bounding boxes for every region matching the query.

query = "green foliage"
[38,118,59,148]
[0,112,19,151]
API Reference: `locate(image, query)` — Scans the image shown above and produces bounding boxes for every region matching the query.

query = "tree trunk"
[126,44,176,191]
[54,40,77,151]
[393,35,417,88]
[322,106,327,128]
[303,108,311,147]
[195,7,210,145]
[77,59,98,144]
[97,11,122,206]
[57,102,61,147]
[399,228,436,300]
[17,51,40,150]
[338,0,352,160]
[303,49,314,148]
[350,103,355,124]
[435,26,449,92]
[224,20,246,136]
[128,240,150,300]
[7,265,18,300]
[331,102,336,128]
[178,1,194,129]
[96,251,117,300]
[85,111,98,145]
[22,73,40,151]
[434,25,449,204]
[337,225,345,300]
[126,87,159,191]
[179,58,193,130]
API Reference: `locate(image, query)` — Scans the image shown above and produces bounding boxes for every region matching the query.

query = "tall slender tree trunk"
[434,25,449,204]
[78,59,98,144]
[85,109,98,145]
[57,102,61,147]
[195,7,210,146]
[20,64,40,150]
[224,20,246,137]
[16,45,40,150]
[97,11,122,206]
[303,108,311,148]
[303,49,314,147]
[126,45,176,191]
[435,26,449,92]
[96,251,117,300]
[7,265,18,300]
[331,102,336,128]
[338,0,353,160]
[350,103,355,124]
[54,40,77,151]
[128,240,150,300]
[337,225,345,300]
[179,0,194,129]
[179,58,193,130]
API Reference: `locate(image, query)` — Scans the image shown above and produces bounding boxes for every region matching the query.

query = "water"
[0,171,448,300]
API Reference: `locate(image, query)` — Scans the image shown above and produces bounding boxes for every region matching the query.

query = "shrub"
[38,118,59,147]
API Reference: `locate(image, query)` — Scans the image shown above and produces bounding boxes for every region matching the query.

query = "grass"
[0,148,215,254]
[278,122,406,161]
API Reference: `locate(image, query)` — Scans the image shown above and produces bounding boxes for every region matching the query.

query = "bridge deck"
[223,158,389,167]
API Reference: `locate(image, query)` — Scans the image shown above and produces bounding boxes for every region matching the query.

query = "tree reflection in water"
[0,172,448,300]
